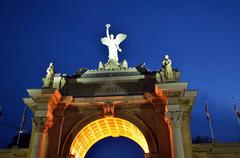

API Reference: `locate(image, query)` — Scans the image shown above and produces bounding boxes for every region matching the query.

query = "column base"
[144,153,161,158]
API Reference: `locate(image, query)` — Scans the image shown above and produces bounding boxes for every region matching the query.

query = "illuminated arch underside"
[70,117,149,158]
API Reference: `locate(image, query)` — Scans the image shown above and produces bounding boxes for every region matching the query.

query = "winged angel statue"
[101,24,127,62]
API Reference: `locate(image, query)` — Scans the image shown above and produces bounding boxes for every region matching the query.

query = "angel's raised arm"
[106,24,111,38]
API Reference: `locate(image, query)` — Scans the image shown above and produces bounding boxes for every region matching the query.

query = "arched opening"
[85,136,144,158]
[70,117,149,158]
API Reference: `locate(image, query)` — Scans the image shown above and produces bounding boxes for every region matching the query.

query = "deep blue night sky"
[0,0,240,156]
[85,137,144,158]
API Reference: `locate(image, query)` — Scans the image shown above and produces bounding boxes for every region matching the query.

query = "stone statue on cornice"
[44,62,55,87]
[162,55,173,80]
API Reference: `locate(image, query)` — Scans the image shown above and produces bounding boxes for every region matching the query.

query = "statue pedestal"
[98,59,128,70]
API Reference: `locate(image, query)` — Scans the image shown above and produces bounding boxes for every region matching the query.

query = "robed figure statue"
[162,55,173,80]
[101,24,127,63]
[44,62,55,87]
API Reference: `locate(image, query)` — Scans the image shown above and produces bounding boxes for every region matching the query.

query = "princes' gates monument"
[6,24,200,158]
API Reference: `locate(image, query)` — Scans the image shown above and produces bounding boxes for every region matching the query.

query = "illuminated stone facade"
[0,65,240,158]
[18,67,196,158]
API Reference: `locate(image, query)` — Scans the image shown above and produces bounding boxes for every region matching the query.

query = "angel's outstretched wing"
[101,37,110,46]
[115,33,127,45]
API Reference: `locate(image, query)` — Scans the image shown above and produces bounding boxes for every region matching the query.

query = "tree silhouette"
[192,135,211,144]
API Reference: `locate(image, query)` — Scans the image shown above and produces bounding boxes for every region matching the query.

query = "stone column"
[23,89,61,158]
[168,111,185,158]
[181,112,193,158]
[31,117,53,158]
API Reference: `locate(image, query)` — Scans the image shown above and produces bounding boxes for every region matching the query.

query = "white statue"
[98,61,104,70]
[101,24,127,62]
[162,55,173,80]
[45,62,55,87]
[121,60,128,69]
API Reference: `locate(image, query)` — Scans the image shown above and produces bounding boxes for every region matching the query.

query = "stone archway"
[69,117,149,158]
[23,69,197,158]
[60,111,158,158]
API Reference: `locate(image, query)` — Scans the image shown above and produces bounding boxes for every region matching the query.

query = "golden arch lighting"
[70,117,149,158]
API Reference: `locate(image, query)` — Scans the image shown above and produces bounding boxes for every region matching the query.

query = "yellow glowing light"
[70,117,149,158]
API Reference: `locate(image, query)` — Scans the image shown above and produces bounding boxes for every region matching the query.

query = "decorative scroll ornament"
[167,111,183,128]
[32,117,53,133]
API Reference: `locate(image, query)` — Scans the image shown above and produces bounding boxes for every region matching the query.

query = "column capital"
[33,117,53,133]
[167,111,183,128]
